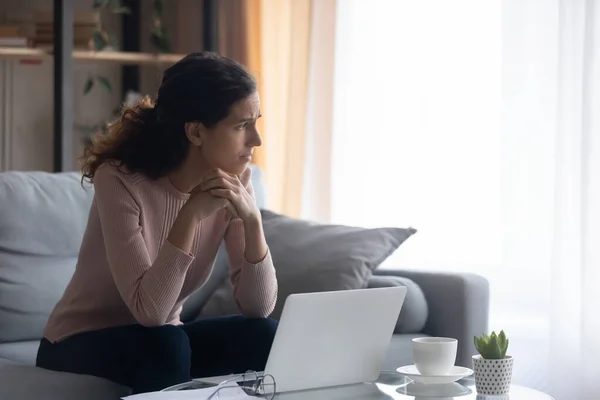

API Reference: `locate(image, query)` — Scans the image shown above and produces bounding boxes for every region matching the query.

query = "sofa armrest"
[374,268,490,368]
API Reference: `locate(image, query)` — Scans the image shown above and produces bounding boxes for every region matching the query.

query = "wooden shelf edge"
[0,47,184,65]
[0,47,47,59]
[74,50,184,65]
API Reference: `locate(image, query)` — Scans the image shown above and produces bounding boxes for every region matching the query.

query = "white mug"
[412,337,458,375]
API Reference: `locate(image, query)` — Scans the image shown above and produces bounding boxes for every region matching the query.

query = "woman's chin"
[231,166,248,176]
[218,163,247,176]
[233,159,252,173]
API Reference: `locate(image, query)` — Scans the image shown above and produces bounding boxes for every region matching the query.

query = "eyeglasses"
[206,370,276,399]
[160,370,276,398]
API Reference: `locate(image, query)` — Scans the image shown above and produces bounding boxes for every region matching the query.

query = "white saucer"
[396,365,473,385]
[398,382,473,398]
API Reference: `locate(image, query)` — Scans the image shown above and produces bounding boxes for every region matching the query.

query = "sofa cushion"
[0,171,94,257]
[0,357,130,400]
[0,251,82,342]
[367,275,428,333]
[0,340,40,366]
[0,171,93,342]
[198,210,416,320]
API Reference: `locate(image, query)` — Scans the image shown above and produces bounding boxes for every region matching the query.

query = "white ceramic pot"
[472,354,513,395]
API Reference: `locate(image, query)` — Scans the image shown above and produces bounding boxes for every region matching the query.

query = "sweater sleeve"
[94,166,195,326]
[224,183,278,318]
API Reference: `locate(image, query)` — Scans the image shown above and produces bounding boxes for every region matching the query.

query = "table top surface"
[271,371,554,399]
[175,370,554,399]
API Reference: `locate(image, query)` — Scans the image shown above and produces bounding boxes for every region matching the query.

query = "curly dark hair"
[80,51,257,183]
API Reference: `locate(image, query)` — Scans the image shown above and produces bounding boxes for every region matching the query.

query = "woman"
[36,52,279,394]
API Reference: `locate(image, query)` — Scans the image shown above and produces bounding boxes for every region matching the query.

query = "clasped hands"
[185,167,257,223]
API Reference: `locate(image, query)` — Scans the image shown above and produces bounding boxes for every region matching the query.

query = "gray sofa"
[0,166,489,400]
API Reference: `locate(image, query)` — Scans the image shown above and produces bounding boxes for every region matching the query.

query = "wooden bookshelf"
[2,0,217,173]
[0,47,184,65]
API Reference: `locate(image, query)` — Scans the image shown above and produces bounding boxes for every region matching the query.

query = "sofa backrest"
[0,171,94,342]
[0,165,268,342]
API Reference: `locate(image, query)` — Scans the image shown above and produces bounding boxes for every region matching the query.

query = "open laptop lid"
[263,286,407,393]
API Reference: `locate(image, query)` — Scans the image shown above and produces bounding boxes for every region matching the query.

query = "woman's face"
[194,92,262,176]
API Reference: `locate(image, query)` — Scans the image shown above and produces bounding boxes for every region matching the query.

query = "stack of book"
[0,23,32,48]
[32,11,99,49]
[0,10,99,49]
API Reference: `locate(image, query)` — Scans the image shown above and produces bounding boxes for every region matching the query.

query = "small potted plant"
[472,330,513,396]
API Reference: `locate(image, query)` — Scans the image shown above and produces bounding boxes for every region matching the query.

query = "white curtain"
[322,0,600,399]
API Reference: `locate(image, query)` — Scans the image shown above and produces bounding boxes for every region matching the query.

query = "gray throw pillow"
[198,210,417,320]
[367,275,428,333]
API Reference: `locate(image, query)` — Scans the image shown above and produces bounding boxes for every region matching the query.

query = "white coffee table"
[394,376,554,399]
[271,372,554,399]
[170,371,554,399]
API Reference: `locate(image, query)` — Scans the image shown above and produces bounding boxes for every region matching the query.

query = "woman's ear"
[184,122,206,147]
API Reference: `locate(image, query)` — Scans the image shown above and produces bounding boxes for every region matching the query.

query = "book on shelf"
[31,10,100,26]
[32,9,98,48]
[0,23,33,48]
[0,24,23,37]
[0,37,33,47]
[1,10,99,49]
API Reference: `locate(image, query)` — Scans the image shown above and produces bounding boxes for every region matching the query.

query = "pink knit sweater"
[43,163,278,343]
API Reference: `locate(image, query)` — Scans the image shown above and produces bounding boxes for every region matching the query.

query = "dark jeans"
[36,315,278,394]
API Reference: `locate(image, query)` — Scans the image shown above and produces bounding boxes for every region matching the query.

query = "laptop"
[194,286,407,394]
[264,286,407,393]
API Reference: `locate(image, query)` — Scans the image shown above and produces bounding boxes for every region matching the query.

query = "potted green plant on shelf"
[84,0,170,95]
[76,0,171,145]
[83,0,132,95]
[472,330,513,396]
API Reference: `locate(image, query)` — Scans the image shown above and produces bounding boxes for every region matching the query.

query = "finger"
[213,190,241,219]
[202,168,237,184]
[219,198,239,219]
[239,167,252,187]
[201,177,236,192]
[210,188,237,201]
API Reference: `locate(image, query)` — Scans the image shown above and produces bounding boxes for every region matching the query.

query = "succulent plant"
[474,330,509,359]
